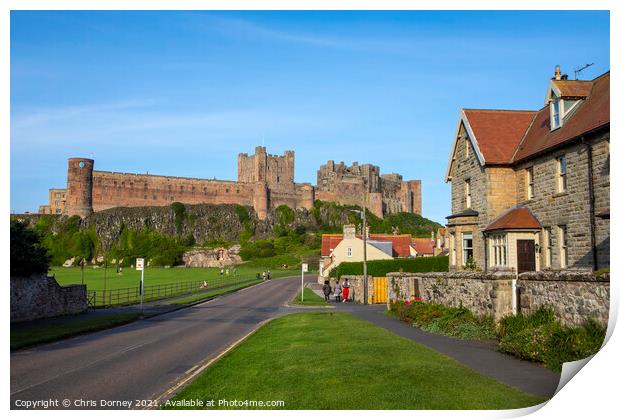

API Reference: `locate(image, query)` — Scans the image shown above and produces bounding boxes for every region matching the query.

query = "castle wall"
[91,171,255,211]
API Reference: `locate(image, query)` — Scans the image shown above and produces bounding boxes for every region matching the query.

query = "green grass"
[11,312,140,351]
[50,266,297,290]
[291,287,329,306]
[167,312,543,410]
[165,280,264,305]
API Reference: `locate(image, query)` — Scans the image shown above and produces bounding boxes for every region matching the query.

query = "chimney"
[554,65,562,81]
[343,224,356,239]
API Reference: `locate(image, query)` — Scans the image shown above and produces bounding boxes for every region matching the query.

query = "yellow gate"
[372,277,388,304]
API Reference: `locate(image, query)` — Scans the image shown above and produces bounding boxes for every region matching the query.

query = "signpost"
[301,263,308,302]
[136,258,145,313]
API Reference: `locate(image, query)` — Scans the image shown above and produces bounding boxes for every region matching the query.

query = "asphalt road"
[11,276,309,410]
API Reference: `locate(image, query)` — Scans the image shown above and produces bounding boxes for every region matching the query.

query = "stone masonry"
[41,146,422,221]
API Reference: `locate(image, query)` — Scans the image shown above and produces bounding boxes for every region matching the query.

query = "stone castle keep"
[39,147,422,220]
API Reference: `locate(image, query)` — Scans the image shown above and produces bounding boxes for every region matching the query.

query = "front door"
[517,240,536,273]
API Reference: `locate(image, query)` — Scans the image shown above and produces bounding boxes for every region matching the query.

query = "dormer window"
[551,96,561,129]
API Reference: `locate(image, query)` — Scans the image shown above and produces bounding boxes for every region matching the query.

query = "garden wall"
[387,270,610,326]
[11,274,88,322]
[518,271,609,326]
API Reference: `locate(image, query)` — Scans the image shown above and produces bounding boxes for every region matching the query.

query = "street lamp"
[350,206,368,305]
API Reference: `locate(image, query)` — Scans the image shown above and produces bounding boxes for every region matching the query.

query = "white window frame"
[557,156,567,193]
[347,247,352,258]
[465,179,471,208]
[465,139,470,158]
[526,167,534,200]
[489,234,508,267]
[551,96,561,129]
[450,233,456,265]
[558,225,568,268]
[462,232,473,265]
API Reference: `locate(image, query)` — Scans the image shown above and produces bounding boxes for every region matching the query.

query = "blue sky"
[10,11,610,223]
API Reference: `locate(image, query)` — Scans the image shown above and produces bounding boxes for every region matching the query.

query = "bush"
[388,300,496,340]
[333,256,448,278]
[497,307,606,372]
[11,220,51,276]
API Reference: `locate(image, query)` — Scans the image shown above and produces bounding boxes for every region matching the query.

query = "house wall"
[514,132,610,270]
[323,236,393,277]
[447,125,488,270]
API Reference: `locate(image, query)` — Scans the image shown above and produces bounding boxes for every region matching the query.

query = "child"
[334,281,342,302]
[322,280,332,302]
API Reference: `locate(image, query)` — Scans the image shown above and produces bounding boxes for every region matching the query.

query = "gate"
[372,277,388,304]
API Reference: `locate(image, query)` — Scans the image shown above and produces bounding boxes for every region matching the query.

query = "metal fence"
[87,276,258,308]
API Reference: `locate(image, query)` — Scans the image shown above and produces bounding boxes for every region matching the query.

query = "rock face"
[182,245,242,268]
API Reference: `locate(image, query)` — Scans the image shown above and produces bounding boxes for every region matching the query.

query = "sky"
[10,10,610,223]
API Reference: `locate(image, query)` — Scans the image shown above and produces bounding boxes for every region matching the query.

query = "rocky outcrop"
[182,245,242,268]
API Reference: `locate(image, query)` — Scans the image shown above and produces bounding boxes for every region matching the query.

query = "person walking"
[334,280,342,302]
[322,280,332,302]
[342,279,351,302]
[262,271,267,281]
[267,270,271,280]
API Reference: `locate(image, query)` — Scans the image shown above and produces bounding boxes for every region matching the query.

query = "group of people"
[321,279,351,303]
[256,270,271,281]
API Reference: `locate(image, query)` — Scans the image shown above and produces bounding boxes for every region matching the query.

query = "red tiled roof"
[513,72,609,162]
[463,109,536,164]
[321,234,412,257]
[553,80,593,98]
[484,207,542,232]
[412,238,434,255]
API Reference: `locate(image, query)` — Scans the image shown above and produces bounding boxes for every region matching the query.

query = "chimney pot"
[554,65,562,81]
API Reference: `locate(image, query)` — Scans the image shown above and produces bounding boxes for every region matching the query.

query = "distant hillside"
[12,201,444,267]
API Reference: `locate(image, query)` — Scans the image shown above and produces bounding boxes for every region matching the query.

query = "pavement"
[306,283,561,399]
[11,275,560,410]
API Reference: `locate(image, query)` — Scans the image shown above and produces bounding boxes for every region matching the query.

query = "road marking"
[149,317,274,409]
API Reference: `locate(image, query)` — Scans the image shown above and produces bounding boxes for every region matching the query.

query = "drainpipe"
[584,136,599,272]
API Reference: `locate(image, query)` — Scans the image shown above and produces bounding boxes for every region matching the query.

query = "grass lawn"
[168,312,544,410]
[165,280,263,305]
[291,287,330,306]
[50,266,298,290]
[11,312,140,351]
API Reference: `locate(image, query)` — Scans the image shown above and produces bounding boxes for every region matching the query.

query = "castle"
[38,147,422,220]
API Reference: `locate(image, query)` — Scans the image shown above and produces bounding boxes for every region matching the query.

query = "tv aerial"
[574,63,594,80]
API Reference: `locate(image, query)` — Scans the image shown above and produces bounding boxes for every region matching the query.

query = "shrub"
[333,256,448,278]
[11,220,51,277]
[497,307,606,372]
[170,202,186,233]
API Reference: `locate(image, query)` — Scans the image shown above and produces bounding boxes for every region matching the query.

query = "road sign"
[302,263,308,273]
[136,258,144,271]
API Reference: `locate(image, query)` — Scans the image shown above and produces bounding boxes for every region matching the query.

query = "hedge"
[332,256,448,278]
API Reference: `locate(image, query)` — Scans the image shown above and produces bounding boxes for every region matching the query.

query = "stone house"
[319,225,415,279]
[445,68,609,272]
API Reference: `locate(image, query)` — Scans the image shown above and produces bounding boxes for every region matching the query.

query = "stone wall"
[387,271,513,321]
[11,274,88,322]
[387,270,610,326]
[325,275,372,304]
[518,271,609,326]
[182,245,242,268]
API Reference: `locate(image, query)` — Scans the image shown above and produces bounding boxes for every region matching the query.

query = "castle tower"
[299,184,315,209]
[253,181,269,220]
[64,158,94,218]
[368,192,383,218]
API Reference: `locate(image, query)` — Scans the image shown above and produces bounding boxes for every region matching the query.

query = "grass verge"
[166,312,543,410]
[11,312,140,351]
[165,280,263,305]
[291,287,329,306]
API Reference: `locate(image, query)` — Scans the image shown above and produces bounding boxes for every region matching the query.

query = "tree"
[11,220,50,277]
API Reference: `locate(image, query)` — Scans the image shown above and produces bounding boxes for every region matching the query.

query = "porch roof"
[484,207,542,232]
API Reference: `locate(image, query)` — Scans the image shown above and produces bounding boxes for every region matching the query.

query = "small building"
[445,67,609,272]
[319,225,415,279]
[411,237,435,257]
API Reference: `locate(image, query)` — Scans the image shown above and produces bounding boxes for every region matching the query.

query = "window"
[526,167,534,200]
[552,97,561,129]
[557,156,567,193]
[465,139,470,158]
[543,227,552,268]
[462,232,473,265]
[347,247,352,258]
[465,179,471,208]
[490,234,508,267]
[558,225,568,268]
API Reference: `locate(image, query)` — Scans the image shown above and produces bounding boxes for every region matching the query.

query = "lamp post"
[350,206,368,305]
